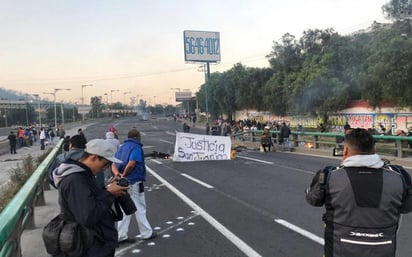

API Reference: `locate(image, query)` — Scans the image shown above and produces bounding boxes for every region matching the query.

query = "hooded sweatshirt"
[53,160,118,251]
[105,131,120,150]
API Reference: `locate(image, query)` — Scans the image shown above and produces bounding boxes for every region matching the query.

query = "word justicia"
[181,136,226,153]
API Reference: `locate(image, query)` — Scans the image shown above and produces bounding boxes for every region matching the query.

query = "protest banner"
[173,132,231,162]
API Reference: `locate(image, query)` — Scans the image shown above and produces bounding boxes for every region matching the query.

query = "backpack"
[43,213,95,257]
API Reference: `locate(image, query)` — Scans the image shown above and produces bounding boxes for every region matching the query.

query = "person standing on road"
[57,126,66,139]
[111,128,157,242]
[7,131,17,154]
[183,122,190,132]
[305,128,412,257]
[279,122,291,150]
[48,134,87,188]
[49,128,55,145]
[39,127,46,150]
[105,131,120,150]
[51,139,126,257]
[78,127,87,141]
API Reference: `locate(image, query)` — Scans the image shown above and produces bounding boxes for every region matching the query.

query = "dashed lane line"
[274,219,324,245]
[146,166,263,257]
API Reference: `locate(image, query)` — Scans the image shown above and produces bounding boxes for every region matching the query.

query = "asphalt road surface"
[71,117,412,257]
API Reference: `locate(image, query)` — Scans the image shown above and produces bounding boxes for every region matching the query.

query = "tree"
[362,26,412,108]
[383,0,412,20]
[90,96,103,118]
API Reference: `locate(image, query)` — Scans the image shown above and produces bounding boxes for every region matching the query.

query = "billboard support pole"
[206,62,210,123]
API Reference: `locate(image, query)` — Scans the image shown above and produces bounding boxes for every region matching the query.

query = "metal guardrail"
[232,130,412,158]
[0,139,63,257]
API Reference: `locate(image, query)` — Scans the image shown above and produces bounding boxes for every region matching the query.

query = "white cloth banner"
[173,132,231,162]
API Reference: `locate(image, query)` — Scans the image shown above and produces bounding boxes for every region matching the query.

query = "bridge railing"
[0,139,63,257]
[232,130,412,158]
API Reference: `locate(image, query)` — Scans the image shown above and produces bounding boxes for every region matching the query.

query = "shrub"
[0,149,52,212]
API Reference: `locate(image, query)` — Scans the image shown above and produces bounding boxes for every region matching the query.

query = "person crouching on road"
[51,139,126,257]
[112,128,157,242]
[305,128,412,257]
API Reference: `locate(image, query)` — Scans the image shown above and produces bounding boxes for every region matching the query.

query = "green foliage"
[383,0,412,21]
[0,150,51,212]
[196,2,412,123]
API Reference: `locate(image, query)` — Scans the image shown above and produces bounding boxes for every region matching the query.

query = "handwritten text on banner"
[173,132,231,162]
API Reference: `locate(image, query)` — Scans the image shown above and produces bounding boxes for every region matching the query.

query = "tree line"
[196,0,412,124]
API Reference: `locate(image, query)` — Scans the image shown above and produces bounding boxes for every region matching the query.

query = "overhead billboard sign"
[184,30,220,62]
[175,91,192,102]
[77,105,92,114]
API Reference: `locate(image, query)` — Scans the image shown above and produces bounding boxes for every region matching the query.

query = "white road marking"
[160,139,174,144]
[146,166,263,257]
[274,219,324,245]
[181,173,214,189]
[237,156,274,165]
[117,213,199,255]
[151,159,163,164]
[166,131,176,136]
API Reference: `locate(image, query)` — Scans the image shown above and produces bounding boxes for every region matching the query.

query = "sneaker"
[117,236,129,243]
[118,235,132,244]
[142,231,157,240]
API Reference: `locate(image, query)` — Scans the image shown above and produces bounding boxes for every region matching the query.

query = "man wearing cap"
[51,139,127,257]
[112,128,157,242]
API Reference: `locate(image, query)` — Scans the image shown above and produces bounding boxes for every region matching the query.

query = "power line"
[0,67,199,85]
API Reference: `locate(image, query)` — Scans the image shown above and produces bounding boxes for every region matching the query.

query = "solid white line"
[237,156,274,165]
[146,166,262,257]
[160,139,174,144]
[181,173,214,189]
[274,219,324,246]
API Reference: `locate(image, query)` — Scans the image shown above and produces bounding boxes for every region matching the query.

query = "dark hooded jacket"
[53,159,118,256]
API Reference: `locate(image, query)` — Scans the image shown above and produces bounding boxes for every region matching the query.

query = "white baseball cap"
[85,139,122,163]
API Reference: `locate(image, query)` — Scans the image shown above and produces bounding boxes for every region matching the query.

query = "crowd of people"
[6,125,64,154]
[35,118,412,257]
[45,125,156,257]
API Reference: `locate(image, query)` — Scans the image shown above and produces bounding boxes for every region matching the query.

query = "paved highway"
[78,118,411,257]
[18,117,412,257]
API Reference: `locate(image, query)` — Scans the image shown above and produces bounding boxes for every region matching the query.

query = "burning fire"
[306,143,314,148]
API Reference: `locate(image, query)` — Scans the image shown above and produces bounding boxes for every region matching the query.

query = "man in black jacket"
[52,139,127,257]
[7,131,17,154]
[305,128,412,257]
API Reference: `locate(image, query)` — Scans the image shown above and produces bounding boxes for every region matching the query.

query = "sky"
[0,0,390,106]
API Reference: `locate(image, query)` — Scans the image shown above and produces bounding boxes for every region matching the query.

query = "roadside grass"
[0,150,51,212]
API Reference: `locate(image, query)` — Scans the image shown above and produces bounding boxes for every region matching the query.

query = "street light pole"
[25,101,28,126]
[43,88,71,129]
[110,89,119,118]
[32,94,41,126]
[81,84,93,122]
[81,84,93,105]
[103,93,108,117]
[123,91,131,106]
